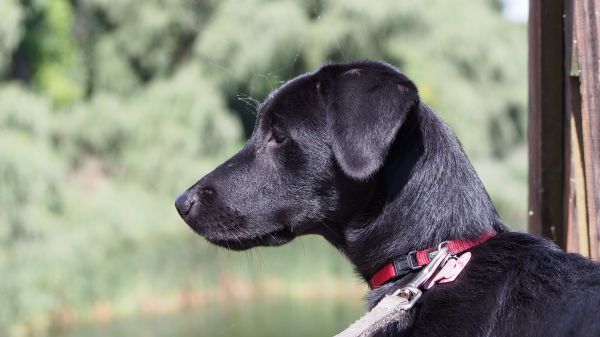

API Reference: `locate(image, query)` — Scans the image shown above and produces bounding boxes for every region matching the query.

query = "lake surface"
[51,297,364,337]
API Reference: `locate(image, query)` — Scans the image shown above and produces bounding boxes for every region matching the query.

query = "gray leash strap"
[334,292,413,337]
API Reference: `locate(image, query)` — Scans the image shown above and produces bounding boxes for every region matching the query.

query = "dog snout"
[175,186,217,217]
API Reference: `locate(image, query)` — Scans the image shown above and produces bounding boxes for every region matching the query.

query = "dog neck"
[338,103,507,281]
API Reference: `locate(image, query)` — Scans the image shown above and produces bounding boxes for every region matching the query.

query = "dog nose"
[175,187,216,217]
[175,191,194,216]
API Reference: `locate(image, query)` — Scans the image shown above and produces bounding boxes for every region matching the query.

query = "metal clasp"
[387,243,450,310]
[407,243,449,289]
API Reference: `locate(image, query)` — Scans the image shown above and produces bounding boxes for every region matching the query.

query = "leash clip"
[407,243,450,289]
[388,244,450,310]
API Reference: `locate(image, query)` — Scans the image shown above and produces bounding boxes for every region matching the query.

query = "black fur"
[175,61,600,337]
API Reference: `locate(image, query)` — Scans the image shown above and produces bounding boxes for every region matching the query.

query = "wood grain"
[574,0,600,259]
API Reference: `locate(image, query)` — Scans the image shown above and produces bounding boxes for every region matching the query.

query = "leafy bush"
[0,85,63,243]
[196,0,309,95]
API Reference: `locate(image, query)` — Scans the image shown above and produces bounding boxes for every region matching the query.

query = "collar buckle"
[407,250,421,270]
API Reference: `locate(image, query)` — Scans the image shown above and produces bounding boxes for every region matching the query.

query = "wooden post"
[528,0,565,245]
[530,0,600,259]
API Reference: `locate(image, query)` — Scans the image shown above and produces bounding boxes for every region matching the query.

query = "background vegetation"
[0,0,527,336]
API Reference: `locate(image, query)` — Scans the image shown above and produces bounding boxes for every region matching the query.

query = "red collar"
[369,232,496,288]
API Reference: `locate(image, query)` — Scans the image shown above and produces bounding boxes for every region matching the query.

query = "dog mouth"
[179,204,298,251]
[207,227,296,251]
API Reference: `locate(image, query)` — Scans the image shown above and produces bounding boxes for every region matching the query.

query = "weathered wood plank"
[574,0,600,260]
[564,0,591,256]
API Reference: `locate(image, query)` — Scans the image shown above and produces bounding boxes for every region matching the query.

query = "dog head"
[175,61,419,250]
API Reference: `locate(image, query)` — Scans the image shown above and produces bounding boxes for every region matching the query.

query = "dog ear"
[325,67,419,180]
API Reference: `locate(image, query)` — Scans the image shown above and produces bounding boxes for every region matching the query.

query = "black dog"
[175,61,600,336]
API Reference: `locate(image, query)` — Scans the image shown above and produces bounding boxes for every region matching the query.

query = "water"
[51,298,364,337]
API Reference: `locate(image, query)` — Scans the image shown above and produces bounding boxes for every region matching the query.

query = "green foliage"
[0,0,24,76]
[196,0,309,95]
[0,84,51,139]
[90,36,141,95]
[474,146,528,231]
[0,0,528,334]
[28,0,86,105]
[0,85,63,243]
[58,64,242,192]
[77,0,216,94]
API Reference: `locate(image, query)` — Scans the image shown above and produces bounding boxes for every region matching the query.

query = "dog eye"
[268,131,287,145]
